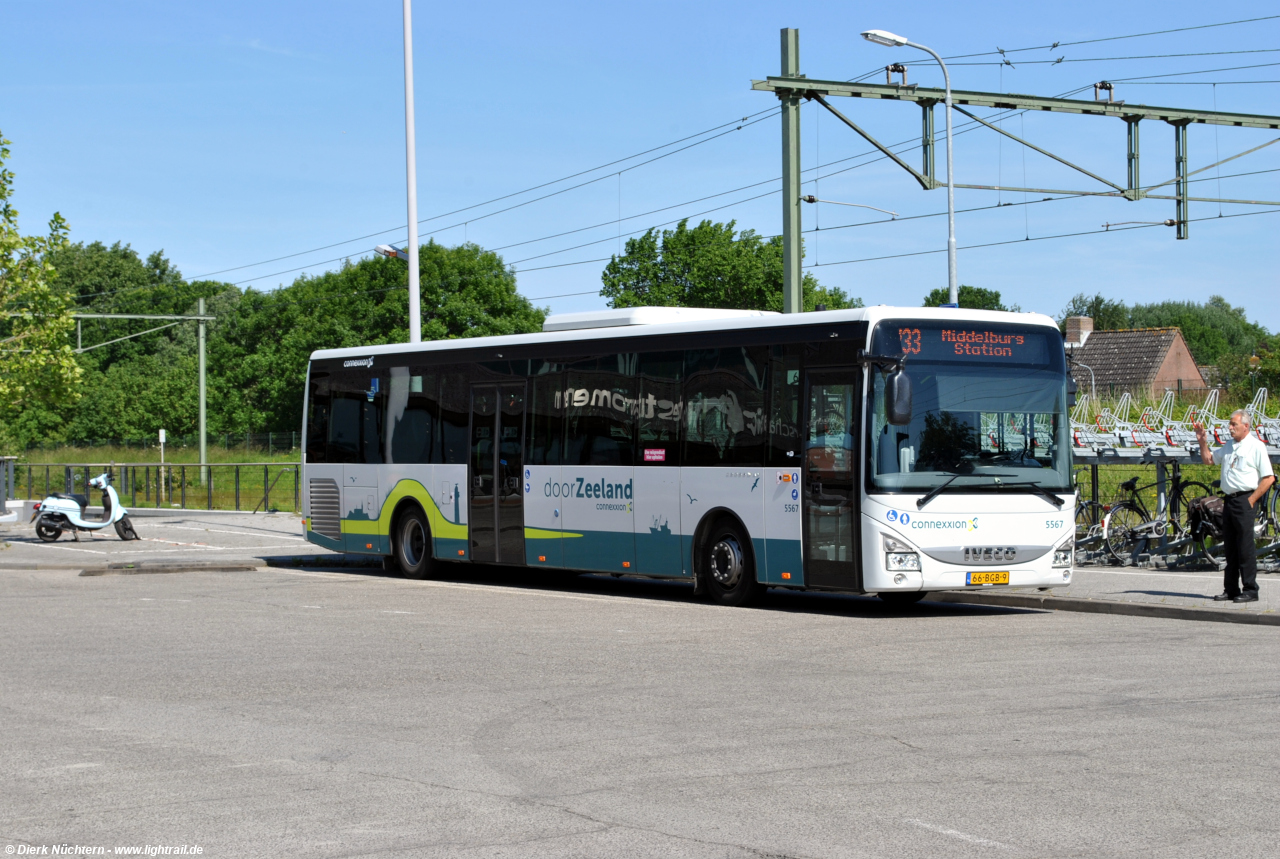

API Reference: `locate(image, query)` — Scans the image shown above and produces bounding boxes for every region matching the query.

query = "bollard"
[235,466,240,511]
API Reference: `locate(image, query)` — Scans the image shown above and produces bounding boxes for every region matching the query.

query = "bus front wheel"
[702,520,761,607]
[395,507,435,580]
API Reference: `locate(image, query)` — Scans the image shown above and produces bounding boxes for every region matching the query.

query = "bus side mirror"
[885,367,913,426]
[1067,375,1078,408]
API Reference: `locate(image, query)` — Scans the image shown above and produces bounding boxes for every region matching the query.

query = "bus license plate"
[967,571,1009,586]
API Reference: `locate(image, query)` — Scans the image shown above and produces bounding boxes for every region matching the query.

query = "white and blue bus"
[301,305,1075,605]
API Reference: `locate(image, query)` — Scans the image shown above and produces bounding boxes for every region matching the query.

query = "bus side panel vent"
[308,479,342,539]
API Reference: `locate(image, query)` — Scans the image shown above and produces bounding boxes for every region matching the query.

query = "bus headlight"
[1052,538,1073,568]
[883,534,921,571]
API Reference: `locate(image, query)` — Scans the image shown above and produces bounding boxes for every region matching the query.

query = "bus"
[301,305,1075,605]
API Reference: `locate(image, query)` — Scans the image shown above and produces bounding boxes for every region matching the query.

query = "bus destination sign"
[874,320,1052,364]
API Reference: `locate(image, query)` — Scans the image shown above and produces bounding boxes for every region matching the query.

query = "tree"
[922,285,1018,311]
[1058,292,1129,331]
[219,241,545,434]
[1058,292,1270,365]
[600,219,860,313]
[0,132,81,430]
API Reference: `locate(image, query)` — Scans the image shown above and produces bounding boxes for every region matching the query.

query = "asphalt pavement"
[2,563,1278,858]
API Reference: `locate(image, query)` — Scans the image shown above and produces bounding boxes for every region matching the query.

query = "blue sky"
[4,1,1279,329]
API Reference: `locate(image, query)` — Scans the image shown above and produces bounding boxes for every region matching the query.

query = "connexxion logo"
[887,510,979,531]
[343,357,375,368]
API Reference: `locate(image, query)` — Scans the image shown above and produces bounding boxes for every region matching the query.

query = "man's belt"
[1224,490,1253,498]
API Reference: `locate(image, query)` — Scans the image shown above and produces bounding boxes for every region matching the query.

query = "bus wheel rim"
[403,519,425,566]
[710,536,743,587]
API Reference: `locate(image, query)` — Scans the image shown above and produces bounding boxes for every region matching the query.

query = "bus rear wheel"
[395,507,435,580]
[702,520,760,607]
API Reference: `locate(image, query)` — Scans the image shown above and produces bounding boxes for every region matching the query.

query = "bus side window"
[328,370,381,464]
[636,352,682,467]
[563,354,635,466]
[439,366,470,464]
[387,367,437,464]
[527,361,564,465]
[683,346,768,467]
[306,372,332,463]
[767,344,802,467]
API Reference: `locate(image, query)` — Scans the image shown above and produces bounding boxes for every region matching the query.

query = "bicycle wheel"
[1075,500,1105,550]
[1104,501,1147,565]
[1172,481,1215,556]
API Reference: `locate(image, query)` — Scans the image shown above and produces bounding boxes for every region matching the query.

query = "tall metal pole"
[402,0,422,342]
[198,297,207,484]
[904,40,958,305]
[780,29,802,314]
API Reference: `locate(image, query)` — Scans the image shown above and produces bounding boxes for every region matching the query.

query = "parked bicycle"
[1194,482,1279,567]
[1073,468,1106,559]
[1102,474,1215,565]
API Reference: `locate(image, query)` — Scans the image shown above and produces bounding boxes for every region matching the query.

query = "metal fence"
[23,432,301,454]
[15,462,301,513]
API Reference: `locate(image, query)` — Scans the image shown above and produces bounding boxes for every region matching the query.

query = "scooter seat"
[50,492,90,510]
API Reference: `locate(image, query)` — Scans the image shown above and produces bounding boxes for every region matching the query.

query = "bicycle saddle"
[1120,477,1139,492]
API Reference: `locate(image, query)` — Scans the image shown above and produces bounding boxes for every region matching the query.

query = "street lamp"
[402,0,422,342]
[861,29,958,306]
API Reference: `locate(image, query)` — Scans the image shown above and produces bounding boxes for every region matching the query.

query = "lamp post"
[861,29,958,306]
[402,0,421,342]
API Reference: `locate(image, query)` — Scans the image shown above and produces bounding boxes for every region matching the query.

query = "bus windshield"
[866,319,1071,494]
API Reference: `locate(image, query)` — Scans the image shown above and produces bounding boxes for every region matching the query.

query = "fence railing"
[23,432,301,454]
[13,462,301,513]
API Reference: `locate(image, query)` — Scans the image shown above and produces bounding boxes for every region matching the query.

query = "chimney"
[1064,316,1093,348]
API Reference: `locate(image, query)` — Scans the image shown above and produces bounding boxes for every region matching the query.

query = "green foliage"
[921,285,1019,311]
[1058,292,1270,366]
[600,219,861,312]
[3,239,545,449]
[1058,292,1129,331]
[0,132,81,428]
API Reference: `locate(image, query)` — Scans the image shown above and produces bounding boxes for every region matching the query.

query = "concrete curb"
[928,590,1280,626]
[79,562,261,577]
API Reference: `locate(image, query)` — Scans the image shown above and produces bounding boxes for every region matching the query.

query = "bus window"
[387,367,436,464]
[306,372,331,463]
[328,370,383,465]
[683,346,768,467]
[636,352,682,467]
[563,355,636,466]
[767,344,802,467]
[439,366,470,464]
[527,361,564,465]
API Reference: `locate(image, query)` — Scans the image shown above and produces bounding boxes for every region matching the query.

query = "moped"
[31,473,139,542]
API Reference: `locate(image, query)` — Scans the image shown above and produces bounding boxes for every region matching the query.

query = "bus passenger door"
[469,384,526,564]
[803,370,863,590]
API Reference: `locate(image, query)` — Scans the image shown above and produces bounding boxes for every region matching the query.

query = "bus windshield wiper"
[992,480,1066,509]
[916,472,1015,510]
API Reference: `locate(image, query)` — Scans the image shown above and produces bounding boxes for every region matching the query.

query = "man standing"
[1195,410,1275,603]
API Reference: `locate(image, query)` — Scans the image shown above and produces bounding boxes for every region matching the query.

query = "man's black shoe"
[1212,592,1240,601]
[1233,592,1259,603]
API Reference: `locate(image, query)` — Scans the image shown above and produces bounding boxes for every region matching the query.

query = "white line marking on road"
[906,819,1015,851]
[301,605,323,609]
[140,598,155,601]
[28,543,108,555]
[382,610,413,614]
[160,524,306,540]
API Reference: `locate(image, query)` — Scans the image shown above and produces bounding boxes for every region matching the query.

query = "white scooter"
[31,473,139,542]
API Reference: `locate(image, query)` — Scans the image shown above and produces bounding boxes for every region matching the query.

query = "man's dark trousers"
[1222,493,1259,597]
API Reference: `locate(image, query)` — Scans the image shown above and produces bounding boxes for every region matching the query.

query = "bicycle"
[1073,468,1106,561]
[1102,474,1215,565]
[1194,484,1279,568]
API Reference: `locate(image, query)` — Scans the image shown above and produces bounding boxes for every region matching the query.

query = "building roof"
[1069,328,1181,391]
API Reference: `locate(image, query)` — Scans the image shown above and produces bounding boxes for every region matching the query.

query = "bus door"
[469,384,527,564]
[803,370,863,590]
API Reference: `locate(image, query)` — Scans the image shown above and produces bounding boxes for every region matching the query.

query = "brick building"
[1062,316,1207,398]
